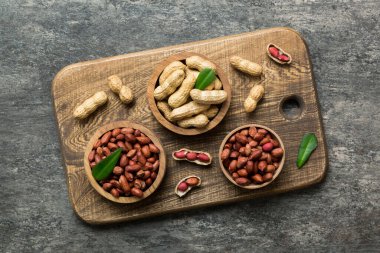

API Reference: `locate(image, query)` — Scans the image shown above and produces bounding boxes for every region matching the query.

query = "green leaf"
[195,68,216,90]
[92,148,122,180]
[297,133,318,169]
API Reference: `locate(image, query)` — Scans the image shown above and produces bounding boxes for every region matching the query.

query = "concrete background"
[0,0,379,252]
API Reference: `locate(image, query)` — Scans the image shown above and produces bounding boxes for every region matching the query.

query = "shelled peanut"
[172,148,212,165]
[221,126,284,186]
[154,55,227,129]
[88,127,161,198]
[175,176,201,197]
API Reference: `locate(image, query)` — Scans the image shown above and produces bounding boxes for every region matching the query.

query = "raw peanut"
[271,148,284,158]
[144,162,153,170]
[159,60,186,85]
[173,150,187,159]
[273,162,279,169]
[100,131,112,145]
[125,133,136,143]
[93,140,102,149]
[252,174,264,184]
[115,134,125,141]
[270,139,279,148]
[147,157,156,163]
[107,142,118,151]
[145,178,153,186]
[267,44,292,64]
[237,169,248,177]
[235,133,248,145]
[249,126,257,137]
[121,127,134,134]
[244,144,251,156]
[90,161,95,168]
[111,128,121,137]
[258,129,268,135]
[253,161,259,174]
[232,172,239,179]
[186,55,216,71]
[102,183,113,192]
[205,77,222,90]
[260,152,268,161]
[134,143,141,150]
[103,147,111,156]
[253,133,264,141]
[110,188,120,197]
[116,141,127,151]
[113,166,124,176]
[107,75,134,104]
[73,91,108,119]
[129,160,136,166]
[96,147,103,156]
[237,156,248,169]
[148,143,160,153]
[136,170,145,179]
[249,149,263,160]
[119,175,131,193]
[177,182,188,192]
[228,160,237,173]
[110,179,121,189]
[266,154,272,164]
[230,151,239,158]
[136,136,151,144]
[259,137,270,146]
[119,154,128,167]
[197,153,210,162]
[126,149,137,158]
[125,172,134,182]
[249,140,258,148]
[141,145,151,158]
[137,151,146,165]
[235,177,251,186]
[131,187,143,198]
[244,84,265,113]
[203,105,219,119]
[94,154,101,164]
[168,68,197,108]
[258,161,267,171]
[135,130,142,136]
[263,173,273,182]
[186,152,197,161]
[151,171,157,180]
[230,56,262,76]
[190,89,228,105]
[246,161,254,174]
[124,141,133,151]
[239,147,246,155]
[154,69,185,100]
[152,160,160,171]
[126,164,141,173]
[171,101,210,121]
[229,135,236,143]
[263,142,273,152]
[266,165,276,173]
[185,177,200,186]
[240,129,249,136]
[177,114,209,128]
[143,170,151,180]
[156,101,175,122]
[88,150,95,162]
[221,149,231,160]
[224,143,232,149]
[233,142,242,151]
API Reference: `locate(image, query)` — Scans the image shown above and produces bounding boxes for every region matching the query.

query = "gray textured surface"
[1,0,379,252]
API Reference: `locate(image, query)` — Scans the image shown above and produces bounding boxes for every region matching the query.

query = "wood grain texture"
[147,52,231,135]
[51,27,328,224]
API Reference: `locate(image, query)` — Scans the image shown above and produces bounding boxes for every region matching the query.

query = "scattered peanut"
[190,89,228,105]
[177,114,209,128]
[175,175,201,197]
[168,68,198,108]
[244,84,265,113]
[73,91,108,119]
[186,55,216,71]
[154,69,185,100]
[172,148,212,165]
[159,61,186,85]
[156,101,175,122]
[203,105,219,119]
[171,101,210,121]
[230,56,262,76]
[107,75,134,104]
[267,44,292,64]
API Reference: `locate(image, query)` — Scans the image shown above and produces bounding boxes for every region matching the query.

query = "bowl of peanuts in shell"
[84,120,166,204]
[219,124,285,190]
[147,52,231,136]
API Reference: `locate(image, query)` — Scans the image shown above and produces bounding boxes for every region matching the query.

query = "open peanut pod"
[172,148,212,166]
[175,175,202,197]
[267,43,292,65]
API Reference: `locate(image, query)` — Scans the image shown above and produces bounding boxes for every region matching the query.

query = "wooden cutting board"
[52,27,328,224]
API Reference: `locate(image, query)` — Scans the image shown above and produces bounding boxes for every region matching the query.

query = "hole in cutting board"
[280,95,305,120]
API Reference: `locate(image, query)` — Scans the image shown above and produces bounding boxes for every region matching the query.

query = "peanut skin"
[168,68,198,108]
[230,56,263,76]
[186,55,216,71]
[73,91,108,119]
[156,101,175,122]
[244,85,265,113]
[159,61,186,85]
[190,89,228,105]
[177,114,209,128]
[154,69,185,100]
[171,101,210,121]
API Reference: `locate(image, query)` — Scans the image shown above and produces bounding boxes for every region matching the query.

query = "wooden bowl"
[218,124,285,190]
[147,52,231,135]
[83,120,166,204]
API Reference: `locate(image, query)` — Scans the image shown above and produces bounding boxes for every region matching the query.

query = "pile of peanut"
[88,127,160,198]
[154,56,228,129]
[221,126,284,186]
